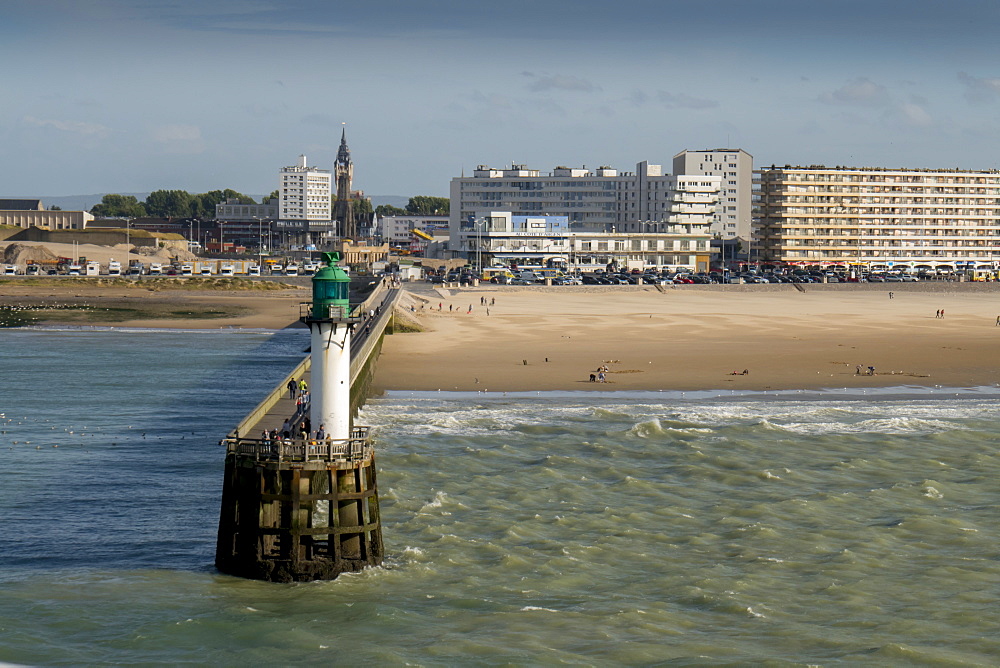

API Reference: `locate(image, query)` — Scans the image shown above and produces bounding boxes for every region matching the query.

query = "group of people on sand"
[589,364,610,382]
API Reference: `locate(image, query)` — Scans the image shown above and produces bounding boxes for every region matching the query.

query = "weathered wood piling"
[215,432,382,582]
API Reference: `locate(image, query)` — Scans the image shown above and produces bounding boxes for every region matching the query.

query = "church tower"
[333,128,356,239]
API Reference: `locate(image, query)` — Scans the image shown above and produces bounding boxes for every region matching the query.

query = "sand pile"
[3,243,60,265]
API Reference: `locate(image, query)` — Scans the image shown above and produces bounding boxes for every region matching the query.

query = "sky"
[3,0,1000,199]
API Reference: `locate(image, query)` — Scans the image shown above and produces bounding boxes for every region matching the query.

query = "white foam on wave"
[922,485,944,499]
[520,606,560,613]
[418,491,449,512]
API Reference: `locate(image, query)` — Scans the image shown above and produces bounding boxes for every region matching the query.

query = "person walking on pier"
[280,419,291,439]
[287,379,297,399]
[299,379,308,395]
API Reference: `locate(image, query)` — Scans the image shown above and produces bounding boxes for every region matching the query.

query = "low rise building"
[459,211,712,273]
[0,199,93,230]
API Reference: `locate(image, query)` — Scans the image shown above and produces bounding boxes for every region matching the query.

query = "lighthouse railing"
[222,427,373,464]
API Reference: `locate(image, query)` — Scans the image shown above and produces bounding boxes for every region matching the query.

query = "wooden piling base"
[215,451,383,582]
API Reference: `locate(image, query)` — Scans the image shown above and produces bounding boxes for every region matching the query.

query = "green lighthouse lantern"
[311,251,351,319]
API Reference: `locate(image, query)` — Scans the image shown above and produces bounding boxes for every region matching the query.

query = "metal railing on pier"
[223,426,373,464]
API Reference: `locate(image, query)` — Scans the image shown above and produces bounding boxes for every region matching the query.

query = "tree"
[90,194,147,218]
[264,190,279,203]
[144,190,194,219]
[352,197,373,221]
[375,204,407,217]
[191,189,256,219]
[49,205,62,211]
[405,196,449,215]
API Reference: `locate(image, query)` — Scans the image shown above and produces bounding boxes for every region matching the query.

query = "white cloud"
[820,78,890,107]
[957,71,1000,104]
[895,102,932,127]
[23,115,111,139]
[150,124,205,154]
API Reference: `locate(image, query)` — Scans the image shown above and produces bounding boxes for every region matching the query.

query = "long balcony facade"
[755,166,1000,271]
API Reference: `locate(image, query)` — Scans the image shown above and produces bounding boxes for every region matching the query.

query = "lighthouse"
[215,250,383,582]
[305,251,356,439]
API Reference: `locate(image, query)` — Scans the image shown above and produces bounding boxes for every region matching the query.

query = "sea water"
[1,329,998,665]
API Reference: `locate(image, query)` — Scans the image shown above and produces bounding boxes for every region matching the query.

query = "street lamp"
[124,217,131,275]
[473,218,487,275]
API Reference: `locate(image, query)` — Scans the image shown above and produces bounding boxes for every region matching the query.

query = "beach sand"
[372,284,1000,392]
[6,279,1000,392]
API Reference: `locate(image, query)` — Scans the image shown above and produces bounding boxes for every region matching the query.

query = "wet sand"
[0,280,307,330]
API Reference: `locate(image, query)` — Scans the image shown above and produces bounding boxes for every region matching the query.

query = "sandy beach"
[372,283,1000,392]
[6,278,1000,392]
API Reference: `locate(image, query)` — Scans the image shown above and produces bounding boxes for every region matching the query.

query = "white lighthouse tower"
[304,251,358,439]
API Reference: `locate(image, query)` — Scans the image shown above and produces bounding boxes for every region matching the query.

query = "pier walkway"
[226,279,401,444]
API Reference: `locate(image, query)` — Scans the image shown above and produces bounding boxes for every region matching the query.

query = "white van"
[200,265,213,276]
[220,264,235,277]
[107,260,122,276]
[86,261,101,276]
[285,262,300,276]
[180,264,194,276]
[248,263,261,276]
[148,263,163,275]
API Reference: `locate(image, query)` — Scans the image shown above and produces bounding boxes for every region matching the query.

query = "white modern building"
[278,155,332,223]
[459,211,713,273]
[756,165,1000,273]
[376,215,449,245]
[672,148,753,240]
[449,162,721,241]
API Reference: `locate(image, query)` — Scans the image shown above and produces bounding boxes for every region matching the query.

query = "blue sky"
[3,0,1000,199]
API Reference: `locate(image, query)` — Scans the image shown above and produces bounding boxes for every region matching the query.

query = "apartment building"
[756,166,1000,272]
[278,155,331,223]
[449,162,720,242]
[672,148,753,241]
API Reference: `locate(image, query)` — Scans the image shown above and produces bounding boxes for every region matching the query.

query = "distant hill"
[13,193,414,212]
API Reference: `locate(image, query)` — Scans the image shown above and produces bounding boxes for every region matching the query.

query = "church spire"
[337,126,351,167]
[333,123,356,238]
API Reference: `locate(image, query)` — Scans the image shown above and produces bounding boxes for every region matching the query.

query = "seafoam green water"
[1,330,998,665]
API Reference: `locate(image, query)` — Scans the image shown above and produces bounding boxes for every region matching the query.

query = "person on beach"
[856,365,862,375]
[889,292,893,299]
[491,297,495,306]
[597,371,606,382]
[996,315,1000,326]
